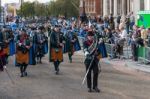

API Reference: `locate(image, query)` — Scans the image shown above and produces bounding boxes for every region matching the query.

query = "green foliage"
[17,2,35,17]
[17,0,79,18]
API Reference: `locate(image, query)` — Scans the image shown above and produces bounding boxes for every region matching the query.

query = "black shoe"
[36,61,39,64]
[39,61,42,64]
[20,73,24,77]
[93,87,100,93]
[55,71,59,75]
[88,88,93,93]
[24,72,28,76]
[69,59,72,63]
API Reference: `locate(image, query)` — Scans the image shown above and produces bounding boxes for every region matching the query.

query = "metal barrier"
[105,43,132,59]
[77,37,133,60]
[105,43,115,58]
[105,42,150,64]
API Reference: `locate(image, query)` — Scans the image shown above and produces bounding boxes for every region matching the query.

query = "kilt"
[0,51,6,71]
[16,50,29,64]
[50,48,63,62]
[3,46,9,55]
[68,44,75,55]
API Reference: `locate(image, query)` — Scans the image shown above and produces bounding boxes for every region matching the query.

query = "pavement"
[76,50,150,73]
[102,58,150,73]
[0,51,150,99]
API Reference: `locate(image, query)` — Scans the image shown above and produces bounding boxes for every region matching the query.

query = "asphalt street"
[0,52,150,99]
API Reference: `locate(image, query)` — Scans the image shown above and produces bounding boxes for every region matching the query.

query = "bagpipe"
[17,45,29,54]
[88,32,99,55]
[82,31,107,85]
[82,32,100,85]
[84,31,107,58]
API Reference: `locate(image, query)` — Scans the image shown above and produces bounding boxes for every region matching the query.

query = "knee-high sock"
[20,64,24,74]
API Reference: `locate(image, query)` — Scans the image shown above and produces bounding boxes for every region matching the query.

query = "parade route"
[1,53,150,99]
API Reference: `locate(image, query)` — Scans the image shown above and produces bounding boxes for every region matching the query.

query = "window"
[140,0,144,10]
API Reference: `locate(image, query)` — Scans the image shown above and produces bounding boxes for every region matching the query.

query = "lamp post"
[21,0,23,22]
[1,0,6,25]
[3,8,5,25]
[80,0,87,23]
[0,0,1,23]
[53,0,55,16]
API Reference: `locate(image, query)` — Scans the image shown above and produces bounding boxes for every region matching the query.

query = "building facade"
[103,0,150,17]
[79,0,103,16]
[80,0,150,17]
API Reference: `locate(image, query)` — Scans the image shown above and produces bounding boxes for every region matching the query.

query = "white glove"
[84,51,89,57]
[19,43,22,46]
[4,66,7,69]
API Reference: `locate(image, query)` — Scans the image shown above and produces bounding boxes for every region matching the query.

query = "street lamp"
[52,0,56,17]
[80,0,87,23]
[0,0,6,25]
[0,0,1,23]
[2,8,5,26]
[21,0,23,22]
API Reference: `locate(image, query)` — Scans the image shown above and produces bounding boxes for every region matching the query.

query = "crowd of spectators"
[80,12,150,62]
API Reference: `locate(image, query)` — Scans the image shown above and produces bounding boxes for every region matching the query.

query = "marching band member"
[9,30,15,56]
[2,28,11,64]
[64,27,81,63]
[0,44,6,72]
[28,27,37,65]
[83,30,101,93]
[36,26,47,63]
[49,25,65,75]
[0,34,7,72]
[16,29,31,77]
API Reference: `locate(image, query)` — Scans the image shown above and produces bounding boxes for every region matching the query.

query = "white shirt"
[120,29,127,39]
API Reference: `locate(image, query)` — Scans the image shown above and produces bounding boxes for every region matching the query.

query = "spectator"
[117,15,121,28]
[116,27,127,58]
[125,16,130,34]
[140,26,148,44]
[119,18,125,31]
[109,13,115,30]
[119,26,128,39]
[131,33,138,61]
[104,16,109,28]
[147,28,150,47]
[129,12,135,30]
[106,28,114,44]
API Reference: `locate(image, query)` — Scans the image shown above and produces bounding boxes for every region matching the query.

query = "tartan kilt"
[68,44,75,55]
[50,48,63,62]
[16,50,29,64]
[0,51,6,71]
[3,46,9,56]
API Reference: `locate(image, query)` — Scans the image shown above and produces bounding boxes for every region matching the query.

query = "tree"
[48,0,79,17]
[17,0,80,18]
[17,2,35,17]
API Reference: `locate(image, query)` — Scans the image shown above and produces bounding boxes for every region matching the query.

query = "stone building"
[103,0,150,17]
[79,0,103,16]
[80,0,150,17]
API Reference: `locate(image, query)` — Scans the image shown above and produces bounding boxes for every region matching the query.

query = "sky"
[1,0,51,5]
